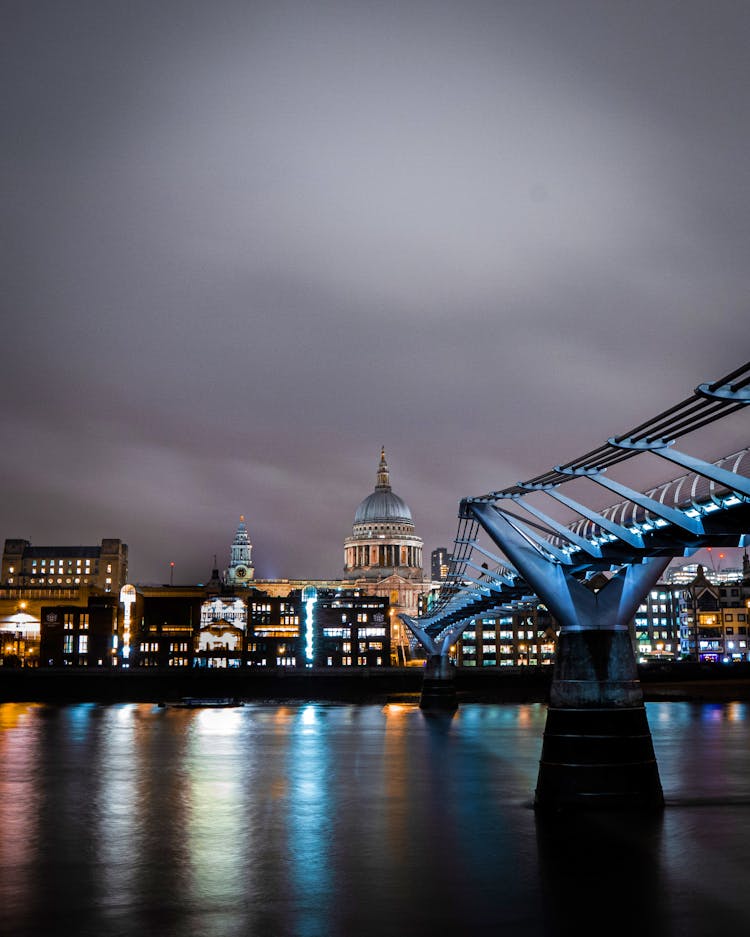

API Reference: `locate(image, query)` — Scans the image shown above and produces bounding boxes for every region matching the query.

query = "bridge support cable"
[470,501,670,810]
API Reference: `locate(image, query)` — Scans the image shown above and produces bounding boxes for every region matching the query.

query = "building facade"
[2,538,128,592]
[39,596,119,667]
[1,538,129,668]
[679,560,750,662]
[455,605,557,667]
[246,588,390,668]
[343,449,433,661]
[431,547,450,582]
[225,516,255,586]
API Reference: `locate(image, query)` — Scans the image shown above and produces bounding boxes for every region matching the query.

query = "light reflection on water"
[0,701,749,936]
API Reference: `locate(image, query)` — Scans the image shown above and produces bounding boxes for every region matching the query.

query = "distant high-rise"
[431,546,450,582]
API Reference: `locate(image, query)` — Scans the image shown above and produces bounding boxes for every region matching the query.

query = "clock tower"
[226,515,255,586]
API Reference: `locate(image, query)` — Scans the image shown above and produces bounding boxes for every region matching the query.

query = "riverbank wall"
[1,662,750,703]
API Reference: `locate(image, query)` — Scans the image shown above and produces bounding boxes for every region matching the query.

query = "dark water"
[1,701,749,937]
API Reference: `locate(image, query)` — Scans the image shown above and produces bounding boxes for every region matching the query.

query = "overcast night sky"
[2,0,749,584]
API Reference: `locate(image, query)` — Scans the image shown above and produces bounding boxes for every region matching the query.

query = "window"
[78,635,88,654]
[64,614,75,630]
[64,635,74,654]
[80,613,89,630]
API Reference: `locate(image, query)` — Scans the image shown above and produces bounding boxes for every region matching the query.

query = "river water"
[1,700,749,937]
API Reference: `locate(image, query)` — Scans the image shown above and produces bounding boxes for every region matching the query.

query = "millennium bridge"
[402,360,750,810]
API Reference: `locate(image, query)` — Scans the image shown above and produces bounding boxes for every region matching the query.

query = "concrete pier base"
[534,630,664,811]
[419,654,458,711]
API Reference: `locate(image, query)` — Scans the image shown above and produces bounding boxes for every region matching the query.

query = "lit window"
[79,635,88,653]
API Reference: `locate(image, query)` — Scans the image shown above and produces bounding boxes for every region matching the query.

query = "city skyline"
[3,1,749,583]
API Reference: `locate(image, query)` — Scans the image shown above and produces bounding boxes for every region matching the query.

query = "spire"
[376,446,391,490]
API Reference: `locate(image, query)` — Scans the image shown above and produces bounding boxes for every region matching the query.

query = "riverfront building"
[679,559,750,662]
[1,538,129,668]
[2,538,128,592]
[102,584,390,670]
[454,605,557,667]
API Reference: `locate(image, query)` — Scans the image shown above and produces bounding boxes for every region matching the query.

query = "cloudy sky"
[2,0,749,583]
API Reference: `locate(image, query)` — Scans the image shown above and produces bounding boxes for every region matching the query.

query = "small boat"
[172,697,244,708]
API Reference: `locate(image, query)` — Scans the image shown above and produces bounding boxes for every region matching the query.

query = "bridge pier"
[535,629,662,811]
[471,502,669,811]
[419,654,458,711]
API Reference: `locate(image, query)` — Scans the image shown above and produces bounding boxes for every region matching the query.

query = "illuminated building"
[344,448,423,579]
[225,516,255,586]
[246,588,390,668]
[633,586,682,662]
[431,547,450,582]
[667,562,744,585]
[680,562,750,662]
[343,448,432,661]
[39,596,119,667]
[1,537,128,667]
[127,586,204,668]
[2,538,128,592]
[195,595,247,668]
[455,606,557,667]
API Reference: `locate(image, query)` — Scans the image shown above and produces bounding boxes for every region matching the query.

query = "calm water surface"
[1,701,749,937]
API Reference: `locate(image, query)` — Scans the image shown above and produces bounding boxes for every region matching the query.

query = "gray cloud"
[2,0,749,581]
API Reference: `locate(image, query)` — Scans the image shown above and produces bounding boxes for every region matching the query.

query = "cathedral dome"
[353,449,413,525]
[344,448,423,582]
[354,490,412,525]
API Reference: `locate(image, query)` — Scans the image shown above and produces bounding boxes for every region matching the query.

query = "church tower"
[226,515,255,586]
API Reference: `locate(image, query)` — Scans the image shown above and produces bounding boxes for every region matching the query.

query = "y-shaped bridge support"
[471,502,670,811]
[400,619,460,712]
